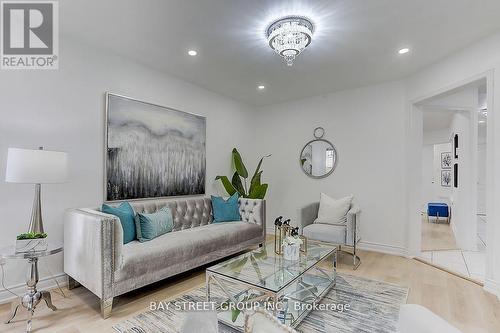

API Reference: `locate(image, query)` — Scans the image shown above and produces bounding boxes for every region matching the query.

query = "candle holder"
[274,218,293,255]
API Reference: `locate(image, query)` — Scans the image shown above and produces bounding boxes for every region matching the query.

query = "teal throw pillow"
[102,202,136,244]
[135,206,173,242]
[211,193,241,223]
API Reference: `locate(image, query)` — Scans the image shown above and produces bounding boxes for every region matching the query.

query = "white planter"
[15,238,48,253]
[283,243,300,261]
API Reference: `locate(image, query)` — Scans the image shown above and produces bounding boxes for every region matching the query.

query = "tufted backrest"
[99,197,265,233]
[129,197,212,231]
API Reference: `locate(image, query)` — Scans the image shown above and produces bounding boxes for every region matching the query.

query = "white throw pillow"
[314,193,353,225]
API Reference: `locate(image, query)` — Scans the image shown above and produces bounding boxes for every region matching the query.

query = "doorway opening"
[415,81,487,283]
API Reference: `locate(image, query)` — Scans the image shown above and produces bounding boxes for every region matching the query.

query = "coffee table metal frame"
[206,242,337,331]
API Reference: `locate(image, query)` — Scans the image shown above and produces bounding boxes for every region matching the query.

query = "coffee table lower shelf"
[206,248,337,331]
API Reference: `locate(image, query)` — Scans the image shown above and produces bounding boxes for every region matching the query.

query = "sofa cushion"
[135,206,174,242]
[102,202,136,244]
[302,223,346,244]
[115,221,262,282]
[212,193,241,223]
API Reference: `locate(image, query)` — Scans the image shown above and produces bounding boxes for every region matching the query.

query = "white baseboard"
[0,273,67,304]
[484,278,500,300]
[357,240,408,257]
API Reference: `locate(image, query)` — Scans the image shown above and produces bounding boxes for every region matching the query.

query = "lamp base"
[28,184,44,234]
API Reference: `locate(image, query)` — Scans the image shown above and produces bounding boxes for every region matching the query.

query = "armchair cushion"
[302,223,346,244]
[314,193,353,225]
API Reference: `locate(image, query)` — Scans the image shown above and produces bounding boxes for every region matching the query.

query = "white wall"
[255,81,407,255]
[0,38,257,301]
[449,112,476,251]
[421,144,434,207]
[478,142,487,215]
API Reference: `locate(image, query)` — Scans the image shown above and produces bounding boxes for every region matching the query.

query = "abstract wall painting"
[441,152,452,169]
[441,170,452,187]
[105,93,206,201]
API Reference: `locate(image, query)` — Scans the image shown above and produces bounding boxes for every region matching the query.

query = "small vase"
[283,243,300,261]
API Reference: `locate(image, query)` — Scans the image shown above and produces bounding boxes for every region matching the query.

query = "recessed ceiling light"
[188,50,197,56]
[398,48,410,55]
[479,120,486,124]
[257,85,265,90]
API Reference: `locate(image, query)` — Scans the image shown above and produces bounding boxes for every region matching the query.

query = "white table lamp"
[5,147,68,234]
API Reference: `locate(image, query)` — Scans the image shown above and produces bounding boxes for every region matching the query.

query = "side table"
[0,242,62,332]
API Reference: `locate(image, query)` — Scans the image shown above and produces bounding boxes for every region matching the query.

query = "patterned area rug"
[113,274,408,333]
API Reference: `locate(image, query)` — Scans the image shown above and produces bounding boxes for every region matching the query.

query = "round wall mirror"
[299,127,338,178]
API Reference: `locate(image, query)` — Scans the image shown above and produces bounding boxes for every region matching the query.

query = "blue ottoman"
[427,203,450,224]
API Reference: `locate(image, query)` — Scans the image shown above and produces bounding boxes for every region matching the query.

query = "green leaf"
[215,176,237,196]
[248,183,268,199]
[231,308,241,322]
[231,172,245,196]
[249,171,262,195]
[232,148,248,178]
[249,154,270,195]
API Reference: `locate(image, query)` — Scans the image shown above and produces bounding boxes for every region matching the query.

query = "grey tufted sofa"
[63,197,265,318]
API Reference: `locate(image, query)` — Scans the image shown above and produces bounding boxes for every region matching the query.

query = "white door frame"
[405,69,496,295]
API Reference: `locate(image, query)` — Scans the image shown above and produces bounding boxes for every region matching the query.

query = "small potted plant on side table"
[15,232,48,253]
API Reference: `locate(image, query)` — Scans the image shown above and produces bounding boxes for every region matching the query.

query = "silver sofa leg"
[101,298,113,319]
[67,275,80,290]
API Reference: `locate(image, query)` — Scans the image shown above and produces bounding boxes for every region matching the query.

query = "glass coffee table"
[206,240,337,331]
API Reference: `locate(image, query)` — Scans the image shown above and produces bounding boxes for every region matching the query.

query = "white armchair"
[300,202,361,269]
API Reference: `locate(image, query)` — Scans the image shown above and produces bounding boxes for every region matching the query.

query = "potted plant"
[15,232,48,253]
[215,148,271,199]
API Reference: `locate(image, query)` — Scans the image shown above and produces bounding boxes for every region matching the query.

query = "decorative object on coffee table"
[282,231,302,261]
[1,242,62,332]
[5,147,68,234]
[274,216,291,255]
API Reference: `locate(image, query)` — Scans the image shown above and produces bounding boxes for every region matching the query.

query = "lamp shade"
[5,148,68,184]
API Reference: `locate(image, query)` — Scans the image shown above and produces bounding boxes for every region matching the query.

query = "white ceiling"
[61,0,500,106]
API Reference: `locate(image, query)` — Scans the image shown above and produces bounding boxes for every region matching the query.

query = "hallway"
[419,215,486,282]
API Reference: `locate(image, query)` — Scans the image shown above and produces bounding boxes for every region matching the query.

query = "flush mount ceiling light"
[266,16,314,66]
[257,85,265,90]
[188,50,197,56]
[398,48,410,54]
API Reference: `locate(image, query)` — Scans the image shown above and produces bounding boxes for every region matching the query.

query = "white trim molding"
[358,240,408,257]
[484,278,500,300]
[0,273,67,304]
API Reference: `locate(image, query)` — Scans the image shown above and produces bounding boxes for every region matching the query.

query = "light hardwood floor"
[1,245,499,333]
[421,216,459,251]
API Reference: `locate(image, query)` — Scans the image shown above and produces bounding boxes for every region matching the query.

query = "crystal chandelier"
[266,16,314,66]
